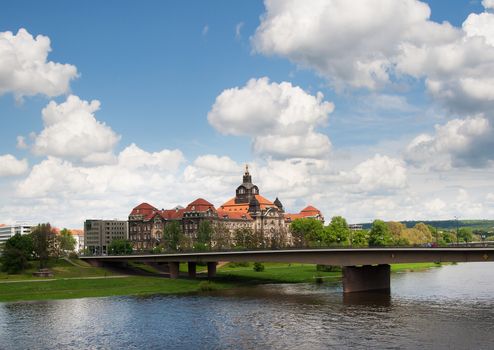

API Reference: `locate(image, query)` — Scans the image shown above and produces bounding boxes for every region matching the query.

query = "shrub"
[199,281,217,291]
[316,264,341,272]
[253,262,265,272]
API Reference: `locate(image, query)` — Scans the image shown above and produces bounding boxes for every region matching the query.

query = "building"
[128,166,324,251]
[71,229,85,253]
[348,223,363,231]
[0,223,34,245]
[84,220,128,254]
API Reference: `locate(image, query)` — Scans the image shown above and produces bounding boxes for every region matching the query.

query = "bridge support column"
[169,262,179,279]
[342,264,390,293]
[188,262,197,278]
[207,262,217,278]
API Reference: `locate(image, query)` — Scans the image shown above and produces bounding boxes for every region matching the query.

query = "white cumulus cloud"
[405,115,493,169]
[32,95,121,164]
[0,154,29,176]
[208,77,334,159]
[0,28,78,99]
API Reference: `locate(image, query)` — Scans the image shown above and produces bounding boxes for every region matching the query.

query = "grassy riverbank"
[0,259,444,302]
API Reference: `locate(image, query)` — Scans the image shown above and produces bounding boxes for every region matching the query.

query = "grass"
[0,258,116,281]
[217,262,341,284]
[0,276,231,302]
[0,260,446,303]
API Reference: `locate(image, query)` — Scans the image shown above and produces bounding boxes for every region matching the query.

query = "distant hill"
[359,220,494,231]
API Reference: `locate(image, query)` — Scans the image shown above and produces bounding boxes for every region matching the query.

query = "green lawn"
[217,262,341,283]
[0,258,116,281]
[0,260,445,302]
[0,276,229,302]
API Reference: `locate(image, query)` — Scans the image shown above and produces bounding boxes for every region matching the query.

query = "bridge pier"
[169,262,180,279]
[207,262,217,278]
[188,262,197,278]
[342,264,390,293]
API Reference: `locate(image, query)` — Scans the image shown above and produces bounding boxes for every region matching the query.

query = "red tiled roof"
[285,205,323,221]
[160,208,186,220]
[130,202,159,219]
[301,205,321,214]
[185,198,216,212]
[219,195,276,213]
[70,229,84,236]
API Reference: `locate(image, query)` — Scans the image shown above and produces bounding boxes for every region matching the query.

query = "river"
[1,262,494,349]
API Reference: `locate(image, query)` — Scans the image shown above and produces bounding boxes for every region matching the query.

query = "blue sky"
[1,0,493,227]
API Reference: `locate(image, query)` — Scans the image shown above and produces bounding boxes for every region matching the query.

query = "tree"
[457,227,473,243]
[0,233,33,273]
[163,221,182,251]
[323,216,350,246]
[108,239,133,255]
[31,223,56,269]
[387,221,406,240]
[58,228,76,253]
[197,221,214,250]
[349,229,369,247]
[369,219,392,247]
[233,227,254,249]
[212,222,232,250]
[290,218,324,247]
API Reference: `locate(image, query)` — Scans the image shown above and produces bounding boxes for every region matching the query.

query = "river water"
[1,262,494,349]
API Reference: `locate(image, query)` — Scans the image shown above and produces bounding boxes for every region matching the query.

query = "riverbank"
[0,260,443,302]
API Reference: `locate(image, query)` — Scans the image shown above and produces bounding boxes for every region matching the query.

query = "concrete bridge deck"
[81,248,494,293]
[80,247,494,265]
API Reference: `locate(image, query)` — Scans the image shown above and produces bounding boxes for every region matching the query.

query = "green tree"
[323,216,350,246]
[163,221,182,251]
[369,219,392,247]
[0,233,33,273]
[197,221,213,249]
[233,227,254,249]
[58,228,76,253]
[31,223,56,269]
[108,239,133,255]
[457,227,473,243]
[212,222,232,250]
[290,218,324,247]
[349,229,369,246]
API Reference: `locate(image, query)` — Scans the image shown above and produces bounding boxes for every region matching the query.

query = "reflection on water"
[1,263,494,349]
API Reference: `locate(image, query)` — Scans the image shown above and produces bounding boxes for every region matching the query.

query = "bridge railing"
[80,241,494,257]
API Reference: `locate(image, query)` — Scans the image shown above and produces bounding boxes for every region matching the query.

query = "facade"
[128,166,324,251]
[84,220,128,254]
[0,223,34,245]
[71,229,85,253]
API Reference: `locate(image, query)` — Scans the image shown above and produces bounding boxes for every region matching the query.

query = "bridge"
[80,247,494,293]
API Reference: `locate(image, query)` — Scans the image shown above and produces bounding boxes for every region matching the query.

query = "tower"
[234,164,259,204]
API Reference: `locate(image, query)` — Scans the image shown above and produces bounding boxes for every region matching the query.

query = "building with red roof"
[128,166,324,250]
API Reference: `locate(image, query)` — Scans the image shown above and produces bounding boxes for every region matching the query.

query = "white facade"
[0,224,34,244]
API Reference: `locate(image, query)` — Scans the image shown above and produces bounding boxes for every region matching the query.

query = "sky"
[1,0,494,228]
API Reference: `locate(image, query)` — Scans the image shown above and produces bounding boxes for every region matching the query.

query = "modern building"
[0,223,34,245]
[84,220,128,254]
[128,166,324,250]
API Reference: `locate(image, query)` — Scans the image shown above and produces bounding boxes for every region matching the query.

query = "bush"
[316,264,341,272]
[68,252,79,259]
[253,262,265,272]
[199,281,218,291]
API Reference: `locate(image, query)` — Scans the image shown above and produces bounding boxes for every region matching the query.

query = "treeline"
[102,216,486,256]
[360,219,494,231]
[0,223,77,274]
